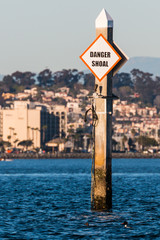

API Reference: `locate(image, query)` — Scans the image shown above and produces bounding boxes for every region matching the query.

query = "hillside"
[120,57,160,76]
[0,68,160,109]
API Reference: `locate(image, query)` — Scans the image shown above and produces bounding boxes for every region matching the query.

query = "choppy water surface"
[0,158,160,239]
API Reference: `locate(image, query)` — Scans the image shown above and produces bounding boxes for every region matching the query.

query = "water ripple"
[0,158,159,239]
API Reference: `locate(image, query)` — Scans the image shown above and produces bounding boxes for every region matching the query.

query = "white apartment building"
[24,87,38,97]
[1,101,59,149]
[67,102,80,113]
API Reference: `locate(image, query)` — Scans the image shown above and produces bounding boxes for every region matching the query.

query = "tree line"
[113,69,160,108]
[0,68,160,108]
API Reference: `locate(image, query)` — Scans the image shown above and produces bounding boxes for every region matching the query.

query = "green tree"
[7,135,11,143]
[113,72,133,89]
[12,71,36,86]
[131,69,155,105]
[13,139,19,148]
[37,69,53,87]
[137,136,158,151]
[2,141,11,150]
[128,137,135,151]
[18,140,33,150]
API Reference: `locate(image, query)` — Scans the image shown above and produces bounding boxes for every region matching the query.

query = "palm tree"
[18,140,33,151]
[7,135,11,143]
[27,126,31,139]
[31,128,35,147]
[25,140,33,150]
[9,127,14,144]
[13,138,19,148]
[34,128,40,148]
[3,141,11,151]
[9,127,12,136]
[13,132,17,142]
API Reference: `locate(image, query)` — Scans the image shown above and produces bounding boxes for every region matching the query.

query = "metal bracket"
[101,94,119,100]
[89,93,119,100]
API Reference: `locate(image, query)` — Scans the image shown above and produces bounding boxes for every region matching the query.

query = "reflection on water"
[0,158,160,239]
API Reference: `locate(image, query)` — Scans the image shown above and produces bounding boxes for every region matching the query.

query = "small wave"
[0,173,91,177]
[113,173,160,177]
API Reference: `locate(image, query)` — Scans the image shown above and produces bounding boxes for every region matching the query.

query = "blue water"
[0,158,160,239]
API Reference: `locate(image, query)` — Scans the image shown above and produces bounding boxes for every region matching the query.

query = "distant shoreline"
[1,152,160,159]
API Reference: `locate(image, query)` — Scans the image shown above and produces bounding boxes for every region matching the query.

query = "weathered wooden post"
[80,9,128,210]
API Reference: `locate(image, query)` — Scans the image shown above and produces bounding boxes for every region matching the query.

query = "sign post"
[80,9,128,210]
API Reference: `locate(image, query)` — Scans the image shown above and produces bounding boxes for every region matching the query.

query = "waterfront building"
[1,101,59,149]
[51,105,67,138]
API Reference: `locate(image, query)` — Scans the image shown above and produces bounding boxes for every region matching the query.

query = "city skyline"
[0,0,160,74]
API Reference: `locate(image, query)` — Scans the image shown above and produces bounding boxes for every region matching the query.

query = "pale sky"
[0,0,160,74]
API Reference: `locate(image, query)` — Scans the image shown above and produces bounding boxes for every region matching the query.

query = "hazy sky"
[0,0,160,74]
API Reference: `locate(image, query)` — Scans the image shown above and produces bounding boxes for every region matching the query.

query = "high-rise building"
[1,101,59,149]
[51,105,67,138]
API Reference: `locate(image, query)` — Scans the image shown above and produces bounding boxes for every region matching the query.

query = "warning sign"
[80,34,122,82]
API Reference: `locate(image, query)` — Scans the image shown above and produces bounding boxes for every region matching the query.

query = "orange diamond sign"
[80,34,122,82]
